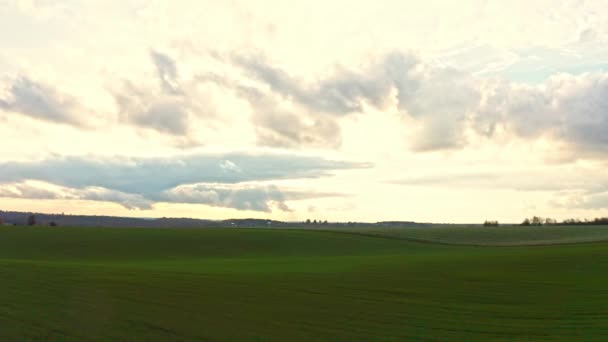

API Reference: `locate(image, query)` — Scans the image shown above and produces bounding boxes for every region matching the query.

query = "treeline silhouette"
[0,210,266,228]
[521,216,608,226]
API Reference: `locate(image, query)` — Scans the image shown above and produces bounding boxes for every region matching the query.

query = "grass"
[326,224,608,246]
[1,225,608,340]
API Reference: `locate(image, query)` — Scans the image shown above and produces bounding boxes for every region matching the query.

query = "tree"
[27,215,36,226]
[483,220,499,227]
[521,218,531,226]
[531,216,543,226]
[305,219,311,224]
[313,219,318,224]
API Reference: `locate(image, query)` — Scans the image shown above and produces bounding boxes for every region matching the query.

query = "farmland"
[332,224,608,246]
[1,225,608,340]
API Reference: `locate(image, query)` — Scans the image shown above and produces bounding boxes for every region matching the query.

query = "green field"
[2,226,608,340]
[334,224,608,246]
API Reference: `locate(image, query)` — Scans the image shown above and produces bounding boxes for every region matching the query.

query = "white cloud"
[0,182,152,210]
[160,183,339,212]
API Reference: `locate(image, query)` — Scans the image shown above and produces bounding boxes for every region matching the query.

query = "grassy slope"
[334,225,608,246]
[1,226,608,340]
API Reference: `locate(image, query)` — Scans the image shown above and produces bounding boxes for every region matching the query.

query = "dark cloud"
[150,50,183,95]
[0,153,368,211]
[0,77,87,126]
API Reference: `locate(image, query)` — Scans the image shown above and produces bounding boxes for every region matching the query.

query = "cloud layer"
[0,153,366,211]
[3,49,608,157]
[229,51,608,154]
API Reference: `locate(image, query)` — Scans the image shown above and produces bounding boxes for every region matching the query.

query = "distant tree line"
[558,217,608,225]
[305,219,329,225]
[521,216,608,226]
[482,216,608,227]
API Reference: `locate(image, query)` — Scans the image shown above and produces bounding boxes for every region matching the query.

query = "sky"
[1,0,608,223]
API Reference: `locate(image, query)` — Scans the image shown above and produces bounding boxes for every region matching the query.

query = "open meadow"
[1,225,608,340]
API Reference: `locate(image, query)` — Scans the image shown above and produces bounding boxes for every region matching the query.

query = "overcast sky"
[1,0,607,223]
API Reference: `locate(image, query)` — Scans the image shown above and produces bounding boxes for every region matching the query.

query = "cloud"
[391,169,607,193]
[393,167,608,212]
[231,52,479,150]
[0,182,152,210]
[0,182,64,200]
[254,109,342,149]
[477,73,608,156]
[0,77,89,126]
[0,153,367,211]
[233,52,397,115]
[159,183,341,212]
[113,51,215,139]
[234,54,386,115]
[234,86,342,148]
[0,180,342,212]
[4,48,607,158]
[76,187,153,210]
[230,51,608,155]
[115,86,190,135]
[551,190,608,211]
[150,50,182,95]
[200,53,397,149]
